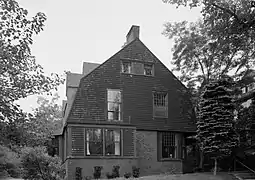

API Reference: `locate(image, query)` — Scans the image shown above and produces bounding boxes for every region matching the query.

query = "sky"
[16,0,201,112]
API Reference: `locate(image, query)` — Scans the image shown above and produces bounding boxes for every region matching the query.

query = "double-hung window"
[107,90,122,121]
[158,132,184,160]
[153,92,168,118]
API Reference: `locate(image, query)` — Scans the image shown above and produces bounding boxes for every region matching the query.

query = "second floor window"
[107,89,122,121]
[153,92,168,117]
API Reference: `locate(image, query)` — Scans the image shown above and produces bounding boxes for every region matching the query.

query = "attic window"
[144,64,153,76]
[122,62,131,73]
[121,60,154,76]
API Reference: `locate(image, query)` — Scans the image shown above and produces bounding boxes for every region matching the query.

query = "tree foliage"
[197,77,238,174]
[0,0,64,124]
[21,146,65,180]
[162,0,255,90]
[236,97,255,147]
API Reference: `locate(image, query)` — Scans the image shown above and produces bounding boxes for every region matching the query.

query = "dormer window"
[122,62,131,73]
[144,64,153,76]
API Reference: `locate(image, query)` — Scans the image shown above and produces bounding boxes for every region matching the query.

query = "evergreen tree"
[197,77,238,175]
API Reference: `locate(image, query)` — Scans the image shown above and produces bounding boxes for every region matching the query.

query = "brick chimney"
[126,25,140,45]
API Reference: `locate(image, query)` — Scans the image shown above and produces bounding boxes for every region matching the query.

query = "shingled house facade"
[55,25,196,179]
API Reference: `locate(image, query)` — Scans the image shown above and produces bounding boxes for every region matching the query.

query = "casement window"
[153,92,168,118]
[86,128,103,155]
[121,60,154,76]
[107,90,122,121]
[158,132,184,160]
[71,127,135,157]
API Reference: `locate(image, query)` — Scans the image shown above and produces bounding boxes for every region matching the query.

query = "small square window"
[122,62,131,73]
[144,64,153,76]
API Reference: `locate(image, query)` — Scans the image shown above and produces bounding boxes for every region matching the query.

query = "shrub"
[93,166,102,179]
[75,167,82,180]
[0,145,21,178]
[106,172,114,179]
[112,165,120,178]
[132,166,140,178]
[20,146,65,180]
[124,172,131,178]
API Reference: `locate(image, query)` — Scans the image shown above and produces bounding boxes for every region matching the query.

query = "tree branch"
[211,2,241,23]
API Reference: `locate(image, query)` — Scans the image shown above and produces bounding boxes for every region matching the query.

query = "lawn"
[109,173,235,180]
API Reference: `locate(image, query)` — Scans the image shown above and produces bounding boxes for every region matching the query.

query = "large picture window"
[107,89,122,121]
[153,92,168,117]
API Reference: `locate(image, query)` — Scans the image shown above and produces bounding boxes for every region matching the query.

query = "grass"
[104,172,236,180]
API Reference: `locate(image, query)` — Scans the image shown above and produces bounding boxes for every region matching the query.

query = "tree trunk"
[214,158,217,176]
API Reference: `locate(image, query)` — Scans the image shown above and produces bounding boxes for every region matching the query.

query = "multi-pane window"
[121,61,154,76]
[144,64,153,76]
[105,129,121,155]
[107,90,122,121]
[71,127,136,157]
[162,132,176,158]
[153,92,168,117]
[122,62,131,73]
[86,129,103,155]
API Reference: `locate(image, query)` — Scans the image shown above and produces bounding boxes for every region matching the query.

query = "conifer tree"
[197,77,238,175]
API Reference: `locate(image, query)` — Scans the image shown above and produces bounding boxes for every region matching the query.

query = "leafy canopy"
[162,0,255,91]
[0,0,64,124]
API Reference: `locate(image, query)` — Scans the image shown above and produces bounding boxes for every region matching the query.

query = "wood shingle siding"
[123,128,135,156]
[71,127,85,156]
[67,39,195,132]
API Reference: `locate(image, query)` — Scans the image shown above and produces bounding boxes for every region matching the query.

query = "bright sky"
[16,0,201,112]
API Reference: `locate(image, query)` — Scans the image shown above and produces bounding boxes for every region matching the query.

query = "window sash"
[144,64,153,76]
[121,61,154,76]
[159,132,184,160]
[86,129,103,156]
[153,93,168,117]
[107,90,122,121]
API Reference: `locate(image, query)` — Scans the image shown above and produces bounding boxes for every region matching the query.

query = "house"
[236,69,255,153]
[54,25,196,179]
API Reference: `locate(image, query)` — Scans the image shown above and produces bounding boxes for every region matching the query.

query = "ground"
[103,173,236,180]
[4,173,236,180]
